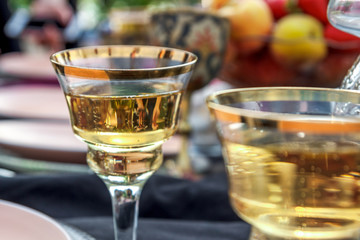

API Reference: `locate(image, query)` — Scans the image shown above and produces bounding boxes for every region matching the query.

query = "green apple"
[270,13,327,69]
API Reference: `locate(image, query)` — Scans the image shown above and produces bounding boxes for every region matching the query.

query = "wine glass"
[328,0,360,37]
[207,87,360,240]
[50,45,197,240]
[328,0,360,90]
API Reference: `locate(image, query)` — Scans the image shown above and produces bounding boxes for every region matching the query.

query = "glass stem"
[106,183,142,240]
[86,143,163,240]
[176,92,196,177]
[340,54,360,90]
[178,91,192,134]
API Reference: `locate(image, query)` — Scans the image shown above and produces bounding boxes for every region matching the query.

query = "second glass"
[50,45,197,240]
[208,87,360,240]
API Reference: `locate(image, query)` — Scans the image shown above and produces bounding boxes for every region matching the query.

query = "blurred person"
[2,0,76,54]
[23,0,76,52]
[0,0,20,53]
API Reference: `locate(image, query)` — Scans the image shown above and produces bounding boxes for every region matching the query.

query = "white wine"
[207,87,360,240]
[66,82,183,146]
[51,45,197,240]
[223,127,360,239]
[66,81,183,178]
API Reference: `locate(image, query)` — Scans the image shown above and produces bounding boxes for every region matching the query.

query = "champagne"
[65,81,183,178]
[222,124,360,239]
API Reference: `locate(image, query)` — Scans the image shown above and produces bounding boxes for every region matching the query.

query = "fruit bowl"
[207,0,360,88]
[219,36,360,88]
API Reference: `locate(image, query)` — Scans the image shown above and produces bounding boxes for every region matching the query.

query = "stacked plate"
[0,52,57,82]
[0,84,87,164]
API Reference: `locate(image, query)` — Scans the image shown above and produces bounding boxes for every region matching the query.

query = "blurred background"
[1,0,200,53]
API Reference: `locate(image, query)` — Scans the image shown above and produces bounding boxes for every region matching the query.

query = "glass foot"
[249,227,360,240]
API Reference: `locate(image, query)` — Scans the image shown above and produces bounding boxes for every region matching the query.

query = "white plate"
[0,84,69,120]
[0,120,87,163]
[0,200,71,240]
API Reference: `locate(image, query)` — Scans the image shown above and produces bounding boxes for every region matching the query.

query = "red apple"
[264,0,289,19]
[218,0,274,55]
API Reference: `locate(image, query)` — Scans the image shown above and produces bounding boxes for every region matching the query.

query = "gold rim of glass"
[207,87,360,121]
[50,45,198,80]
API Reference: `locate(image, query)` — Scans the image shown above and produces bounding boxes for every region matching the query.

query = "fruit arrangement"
[207,0,360,87]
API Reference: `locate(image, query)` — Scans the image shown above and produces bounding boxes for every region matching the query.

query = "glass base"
[249,227,360,240]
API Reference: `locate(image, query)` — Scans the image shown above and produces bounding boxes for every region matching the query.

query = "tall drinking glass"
[327,0,360,90]
[50,45,197,240]
[207,87,360,240]
[328,0,360,38]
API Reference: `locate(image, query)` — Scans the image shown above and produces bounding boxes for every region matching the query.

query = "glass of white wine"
[50,45,197,240]
[207,87,360,240]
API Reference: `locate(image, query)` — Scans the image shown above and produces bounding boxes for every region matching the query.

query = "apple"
[270,13,328,70]
[218,0,274,55]
[264,0,297,19]
[264,0,288,19]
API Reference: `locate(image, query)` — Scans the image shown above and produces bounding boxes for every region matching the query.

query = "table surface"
[0,171,251,240]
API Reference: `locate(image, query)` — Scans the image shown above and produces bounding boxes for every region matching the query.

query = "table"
[0,171,251,240]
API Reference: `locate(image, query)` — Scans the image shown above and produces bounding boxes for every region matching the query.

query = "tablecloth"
[0,171,251,240]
